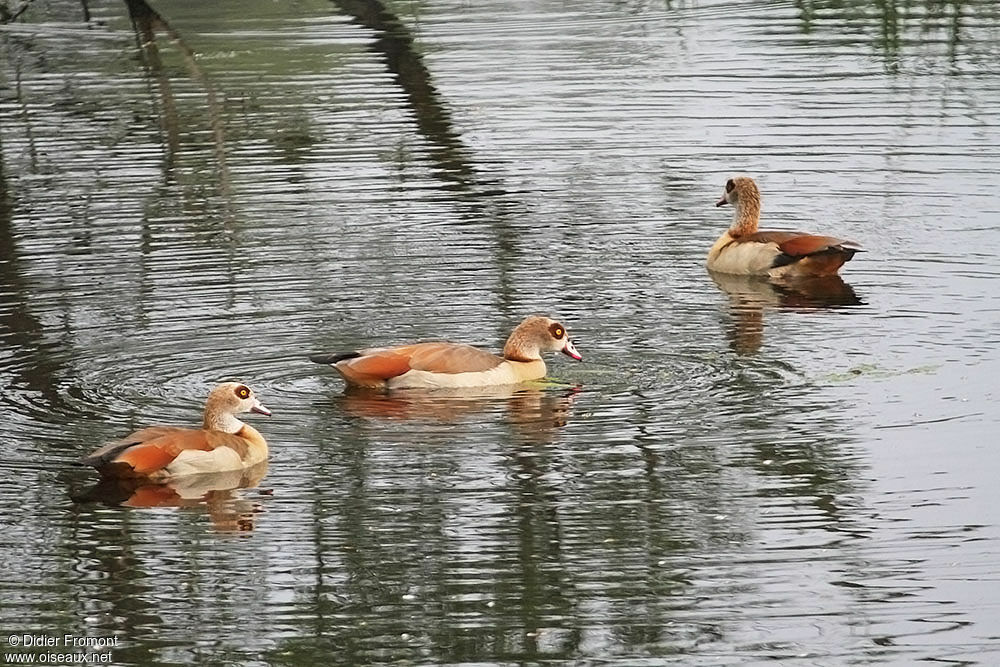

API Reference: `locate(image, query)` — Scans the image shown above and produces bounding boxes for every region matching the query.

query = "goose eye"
[549,323,565,339]
[725,179,735,193]
[235,385,251,399]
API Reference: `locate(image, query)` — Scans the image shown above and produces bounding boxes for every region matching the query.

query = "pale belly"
[707,234,781,276]
[159,445,264,479]
[386,360,546,389]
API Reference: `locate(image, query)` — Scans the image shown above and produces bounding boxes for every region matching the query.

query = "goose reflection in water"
[710,271,863,355]
[73,462,270,533]
[335,385,580,440]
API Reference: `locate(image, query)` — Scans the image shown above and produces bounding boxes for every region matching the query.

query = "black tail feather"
[309,351,361,365]
[77,440,137,468]
[772,244,860,269]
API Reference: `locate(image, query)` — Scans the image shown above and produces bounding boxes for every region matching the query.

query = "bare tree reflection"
[792,0,971,71]
[329,0,524,329]
[0,150,71,410]
[329,0,483,191]
[0,0,36,24]
[124,0,230,195]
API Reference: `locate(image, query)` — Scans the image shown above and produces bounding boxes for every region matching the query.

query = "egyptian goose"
[309,315,582,389]
[80,383,271,480]
[709,176,862,277]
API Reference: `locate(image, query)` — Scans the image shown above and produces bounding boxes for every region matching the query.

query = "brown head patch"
[725,179,735,193]
[235,385,251,400]
[548,322,565,339]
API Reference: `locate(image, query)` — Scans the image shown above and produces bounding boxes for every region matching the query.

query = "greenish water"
[1,0,999,664]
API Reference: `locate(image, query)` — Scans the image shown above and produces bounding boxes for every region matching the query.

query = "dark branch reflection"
[124,0,231,195]
[329,0,493,193]
[791,0,973,71]
[0,147,70,410]
[329,0,522,331]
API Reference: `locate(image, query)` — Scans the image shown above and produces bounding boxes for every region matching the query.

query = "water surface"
[1,0,999,664]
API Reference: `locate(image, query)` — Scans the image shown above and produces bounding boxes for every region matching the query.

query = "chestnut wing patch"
[744,231,857,257]
[776,234,853,258]
[80,426,185,467]
[336,342,503,383]
[743,231,859,270]
[98,429,253,475]
[339,348,415,380]
[113,429,215,474]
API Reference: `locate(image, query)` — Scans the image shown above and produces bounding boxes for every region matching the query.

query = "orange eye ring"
[236,385,251,399]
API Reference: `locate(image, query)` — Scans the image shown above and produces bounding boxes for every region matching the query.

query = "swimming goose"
[309,315,582,389]
[80,383,271,480]
[709,176,862,277]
